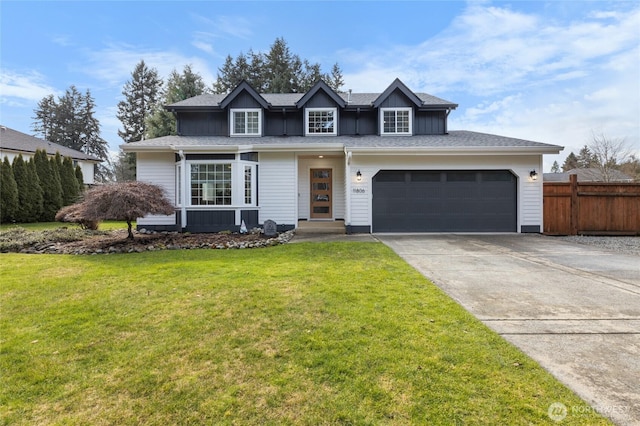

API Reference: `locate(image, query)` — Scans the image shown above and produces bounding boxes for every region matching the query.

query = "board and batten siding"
[297,157,345,220]
[136,152,176,226]
[349,154,544,232]
[258,152,297,226]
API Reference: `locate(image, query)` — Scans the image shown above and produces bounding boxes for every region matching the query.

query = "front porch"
[296,220,346,235]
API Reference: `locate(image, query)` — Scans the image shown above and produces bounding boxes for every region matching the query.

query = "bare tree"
[56,181,175,239]
[588,132,632,182]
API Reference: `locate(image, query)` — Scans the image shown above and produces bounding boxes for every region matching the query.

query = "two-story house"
[122,78,562,233]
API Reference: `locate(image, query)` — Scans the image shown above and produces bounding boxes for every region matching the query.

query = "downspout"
[282,108,287,135]
[345,148,352,233]
[444,109,451,134]
[178,149,187,231]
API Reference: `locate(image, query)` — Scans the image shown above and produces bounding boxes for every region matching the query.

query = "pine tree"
[562,152,579,172]
[577,145,596,168]
[60,155,80,205]
[213,37,344,94]
[32,86,111,181]
[550,161,560,173]
[34,149,62,221]
[117,60,162,143]
[1,157,19,223]
[146,65,208,138]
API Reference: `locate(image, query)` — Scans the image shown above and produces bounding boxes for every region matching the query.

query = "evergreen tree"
[26,158,44,222]
[34,149,62,221]
[550,161,560,173]
[32,86,111,181]
[60,155,80,205]
[146,65,208,138]
[117,60,162,143]
[12,155,43,223]
[213,37,344,94]
[577,145,596,168]
[562,152,579,172]
[116,60,162,181]
[32,94,57,141]
[75,165,85,190]
[1,157,19,223]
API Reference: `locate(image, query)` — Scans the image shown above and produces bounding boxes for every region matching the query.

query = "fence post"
[570,174,578,235]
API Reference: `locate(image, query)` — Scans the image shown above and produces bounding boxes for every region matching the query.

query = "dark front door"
[310,168,332,219]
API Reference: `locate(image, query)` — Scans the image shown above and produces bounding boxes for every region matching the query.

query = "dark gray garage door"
[372,170,517,232]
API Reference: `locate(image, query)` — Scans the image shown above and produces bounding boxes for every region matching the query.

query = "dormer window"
[231,108,261,136]
[305,108,337,136]
[380,107,412,135]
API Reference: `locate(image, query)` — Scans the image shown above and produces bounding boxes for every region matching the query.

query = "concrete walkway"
[377,234,640,426]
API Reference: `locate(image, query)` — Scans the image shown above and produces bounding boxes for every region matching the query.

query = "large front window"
[306,108,336,135]
[381,107,412,135]
[190,163,232,205]
[231,109,261,136]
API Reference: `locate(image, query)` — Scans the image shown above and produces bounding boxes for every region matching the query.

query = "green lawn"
[0,243,610,425]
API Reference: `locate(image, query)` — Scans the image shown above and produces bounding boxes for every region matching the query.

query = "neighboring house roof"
[122,130,562,154]
[0,125,101,162]
[544,168,633,182]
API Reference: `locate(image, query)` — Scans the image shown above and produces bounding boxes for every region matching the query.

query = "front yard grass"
[0,243,610,425]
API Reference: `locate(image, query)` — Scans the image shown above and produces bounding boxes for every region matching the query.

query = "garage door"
[372,170,517,232]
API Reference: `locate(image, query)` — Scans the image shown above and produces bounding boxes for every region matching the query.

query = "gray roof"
[122,130,562,154]
[0,125,101,162]
[168,91,456,109]
[544,168,633,182]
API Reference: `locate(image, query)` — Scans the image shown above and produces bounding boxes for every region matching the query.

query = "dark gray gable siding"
[304,90,340,108]
[178,111,227,136]
[414,110,446,135]
[264,110,303,136]
[378,90,414,108]
[228,91,263,109]
[340,110,377,135]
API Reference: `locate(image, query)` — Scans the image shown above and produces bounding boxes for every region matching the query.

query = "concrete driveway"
[377,234,640,426]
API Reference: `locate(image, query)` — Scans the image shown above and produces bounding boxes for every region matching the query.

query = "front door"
[310,168,332,219]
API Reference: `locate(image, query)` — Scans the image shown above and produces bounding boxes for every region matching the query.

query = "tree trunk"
[127,220,134,239]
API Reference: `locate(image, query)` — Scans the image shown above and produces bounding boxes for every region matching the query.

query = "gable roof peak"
[296,79,347,109]
[373,78,423,108]
[219,80,270,109]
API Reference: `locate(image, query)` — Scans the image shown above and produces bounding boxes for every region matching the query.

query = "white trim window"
[380,107,412,135]
[190,163,233,205]
[231,108,262,136]
[305,107,337,136]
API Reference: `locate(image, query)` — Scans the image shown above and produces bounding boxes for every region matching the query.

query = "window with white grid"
[231,109,261,136]
[305,108,337,136]
[380,107,412,135]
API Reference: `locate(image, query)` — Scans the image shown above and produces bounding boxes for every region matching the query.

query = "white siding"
[349,154,544,232]
[297,157,345,220]
[137,152,176,226]
[259,152,297,225]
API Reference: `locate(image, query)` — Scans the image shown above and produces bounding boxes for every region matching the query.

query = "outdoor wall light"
[529,170,538,181]
[356,170,362,182]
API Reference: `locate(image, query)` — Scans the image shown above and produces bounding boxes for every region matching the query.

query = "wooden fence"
[543,174,640,235]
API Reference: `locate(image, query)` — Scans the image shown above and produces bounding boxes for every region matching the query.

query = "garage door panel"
[373,170,517,232]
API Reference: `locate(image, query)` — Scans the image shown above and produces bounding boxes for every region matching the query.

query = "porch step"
[296,220,345,235]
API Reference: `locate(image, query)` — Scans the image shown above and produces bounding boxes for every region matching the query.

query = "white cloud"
[340,2,639,171]
[0,69,60,103]
[72,42,217,87]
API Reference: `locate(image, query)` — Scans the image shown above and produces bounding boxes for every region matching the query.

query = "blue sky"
[1,0,639,171]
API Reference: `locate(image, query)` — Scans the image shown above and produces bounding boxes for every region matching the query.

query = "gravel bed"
[559,235,640,256]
